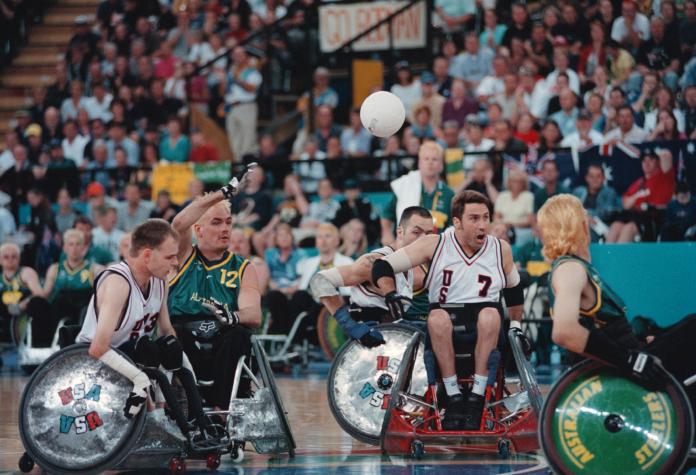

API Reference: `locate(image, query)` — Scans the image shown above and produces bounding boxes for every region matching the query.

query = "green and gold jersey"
[549,255,627,328]
[51,257,94,301]
[0,270,31,306]
[384,181,455,232]
[168,246,249,320]
[405,265,430,322]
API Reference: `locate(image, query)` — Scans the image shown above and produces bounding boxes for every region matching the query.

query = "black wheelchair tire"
[507,329,543,416]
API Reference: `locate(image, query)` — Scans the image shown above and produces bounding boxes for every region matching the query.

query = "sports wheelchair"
[539,359,696,475]
[17,325,295,474]
[327,319,541,456]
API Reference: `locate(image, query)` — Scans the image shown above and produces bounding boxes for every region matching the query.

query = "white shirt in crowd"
[390,80,422,118]
[494,190,534,227]
[84,94,114,122]
[561,129,604,149]
[611,13,651,44]
[463,138,495,172]
[92,226,126,262]
[62,134,90,167]
[603,124,649,144]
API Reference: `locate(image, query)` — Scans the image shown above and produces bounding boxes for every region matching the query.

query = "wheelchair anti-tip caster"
[230,442,244,463]
[18,452,34,473]
[205,452,221,471]
[168,456,186,474]
[410,440,425,459]
[497,438,511,458]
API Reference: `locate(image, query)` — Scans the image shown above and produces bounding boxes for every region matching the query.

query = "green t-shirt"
[168,246,249,320]
[50,257,94,302]
[384,180,455,232]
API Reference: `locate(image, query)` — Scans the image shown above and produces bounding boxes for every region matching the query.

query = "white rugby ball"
[360,91,406,138]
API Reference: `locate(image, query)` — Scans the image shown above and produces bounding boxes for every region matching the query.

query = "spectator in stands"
[561,109,603,148]
[149,190,179,222]
[189,129,219,163]
[381,141,453,243]
[643,86,685,134]
[390,61,422,119]
[91,206,124,261]
[223,46,261,160]
[61,119,89,168]
[525,23,553,76]
[461,158,499,203]
[594,0,616,31]
[611,0,650,53]
[439,119,465,150]
[273,174,309,228]
[462,115,494,171]
[450,32,493,90]
[340,108,371,158]
[71,215,111,265]
[585,92,606,133]
[42,107,62,145]
[604,104,648,144]
[0,192,16,243]
[476,55,508,103]
[685,86,696,139]
[330,179,378,244]
[442,79,478,129]
[228,227,270,294]
[107,122,139,166]
[635,17,680,92]
[648,110,685,141]
[300,178,339,229]
[572,163,621,241]
[297,66,338,117]
[549,89,579,137]
[117,183,154,232]
[230,165,273,231]
[495,168,533,229]
[140,79,184,128]
[493,73,522,123]
[60,81,87,122]
[264,221,302,300]
[26,188,59,273]
[660,181,696,241]
[480,9,507,50]
[534,159,570,212]
[338,218,367,260]
[84,140,111,191]
[409,105,438,141]
[29,86,49,125]
[55,188,79,235]
[434,0,474,32]
[159,117,190,163]
[46,63,70,109]
[0,144,32,217]
[502,3,532,48]
[110,147,135,198]
[681,1,696,62]
[0,131,17,175]
[607,150,676,243]
[312,104,342,153]
[46,140,80,199]
[514,113,540,148]
[492,118,527,153]
[272,223,352,338]
[84,80,113,122]
[539,120,564,152]
[433,56,453,98]
[412,72,445,130]
[604,40,635,92]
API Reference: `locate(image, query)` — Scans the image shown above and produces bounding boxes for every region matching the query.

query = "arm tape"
[503,282,525,307]
[382,248,413,274]
[505,266,520,288]
[372,259,396,287]
[309,268,343,298]
[100,349,149,388]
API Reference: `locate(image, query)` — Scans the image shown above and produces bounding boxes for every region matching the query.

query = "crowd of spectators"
[0,0,696,349]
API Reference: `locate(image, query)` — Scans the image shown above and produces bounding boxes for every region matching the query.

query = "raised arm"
[171,191,226,262]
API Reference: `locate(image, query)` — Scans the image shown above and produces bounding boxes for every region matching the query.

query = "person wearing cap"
[450,32,494,90]
[296,66,339,116]
[333,179,380,245]
[222,46,262,160]
[561,109,604,148]
[390,60,422,119]
[69,14,100,59]
[411,71,446,129]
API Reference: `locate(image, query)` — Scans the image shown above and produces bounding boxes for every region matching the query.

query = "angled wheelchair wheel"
[508,328,543,416]
[252,336,297,456]
[317,307,348,360]
[540,359,694,475]
[19,344,147,475]
[380,331,422,453]
[327,324,427,445]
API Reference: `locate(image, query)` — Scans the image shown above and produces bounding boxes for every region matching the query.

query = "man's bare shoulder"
[97,272,130,299]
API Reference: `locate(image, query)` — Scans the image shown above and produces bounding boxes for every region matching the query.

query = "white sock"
[443,375,461,396]
[471,374,488,396]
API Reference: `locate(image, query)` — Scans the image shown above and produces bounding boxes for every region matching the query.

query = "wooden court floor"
[0,370,549,474]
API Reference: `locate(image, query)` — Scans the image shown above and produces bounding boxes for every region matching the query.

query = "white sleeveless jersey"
[426,228,506,306]
[350,246,413,311]
[77,261,166,347]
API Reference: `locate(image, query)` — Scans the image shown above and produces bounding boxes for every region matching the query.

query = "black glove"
[220,162,257,200]
[201,298,240,327]
[124,386,148,419]
[626,351,671,390]
[385,292,411,321]
[510,324,533,358]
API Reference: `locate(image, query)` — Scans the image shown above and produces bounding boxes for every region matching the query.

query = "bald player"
[169,170,262,409]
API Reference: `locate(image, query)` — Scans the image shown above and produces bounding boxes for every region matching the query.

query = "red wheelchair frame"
[380,330,540,458]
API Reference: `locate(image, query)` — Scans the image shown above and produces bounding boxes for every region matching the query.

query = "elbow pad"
[372,259,396,288]
[309,268,343,299]
[503,281,525,307]
[505,266,520,288]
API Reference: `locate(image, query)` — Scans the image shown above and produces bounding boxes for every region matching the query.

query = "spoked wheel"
[328,324,427,445]
[508,328,543,416]
[540,359,694,475]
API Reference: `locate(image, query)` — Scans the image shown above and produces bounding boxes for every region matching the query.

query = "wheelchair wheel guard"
[227,336,296,457]
[508,328,543,416]
[19,344,147,475]
[540,359,694,475]
[327,323,427,445]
